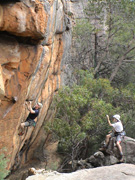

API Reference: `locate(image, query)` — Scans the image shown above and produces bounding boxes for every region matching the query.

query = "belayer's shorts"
[110,131,124,142]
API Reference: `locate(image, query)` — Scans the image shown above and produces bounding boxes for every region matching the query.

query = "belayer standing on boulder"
[18,101,43,136]
[100,114,124,162]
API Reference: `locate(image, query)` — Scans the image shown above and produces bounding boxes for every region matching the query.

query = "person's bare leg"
[21,123,25,132]
[116,141,123,161]
[105,134,111,147]
[99,134,111,151]
[18,123,25,135]
[116,141,122,153]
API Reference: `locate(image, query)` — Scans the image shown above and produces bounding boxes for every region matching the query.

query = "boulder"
[26,164,135,180]
[87,151,105,167]
[106,136,135,164]
[73,136,135,170]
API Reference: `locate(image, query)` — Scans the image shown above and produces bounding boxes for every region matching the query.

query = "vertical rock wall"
[0,0,71,171]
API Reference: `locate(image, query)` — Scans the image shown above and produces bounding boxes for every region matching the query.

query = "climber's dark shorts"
[24,119,36,127]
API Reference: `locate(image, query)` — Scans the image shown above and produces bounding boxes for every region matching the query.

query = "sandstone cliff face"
[0,0,72,171]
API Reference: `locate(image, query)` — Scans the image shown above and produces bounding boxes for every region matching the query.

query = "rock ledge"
[26,164,135,180]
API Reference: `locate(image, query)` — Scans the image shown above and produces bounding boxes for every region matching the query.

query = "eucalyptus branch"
[109,45,135,82]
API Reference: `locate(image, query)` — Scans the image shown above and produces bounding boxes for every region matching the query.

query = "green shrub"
[0,153,9,180]
[45,70,135,168]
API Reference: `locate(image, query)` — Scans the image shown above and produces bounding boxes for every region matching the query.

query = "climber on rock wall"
[18,101,43,136]
[100,114,125,162]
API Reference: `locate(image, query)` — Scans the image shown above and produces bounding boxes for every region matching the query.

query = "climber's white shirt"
[112,121,123,132]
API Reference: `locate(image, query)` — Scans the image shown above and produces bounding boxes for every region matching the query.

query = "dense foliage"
[73,0,135,85]
[45,71,135,170]
[45,0,135,171]
[0,153,9,180]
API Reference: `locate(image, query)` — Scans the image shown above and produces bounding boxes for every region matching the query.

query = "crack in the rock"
[0,0,20,5]
[0,31,42,45]
[121,171,135,177]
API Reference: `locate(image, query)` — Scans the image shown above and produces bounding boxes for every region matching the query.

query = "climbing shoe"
[18,132,24,136]
[99,147,106,152]
[119,154,124,162]
[99,143,107,152]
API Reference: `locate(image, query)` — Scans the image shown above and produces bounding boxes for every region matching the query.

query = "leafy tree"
[73,0,135,85]
[45,70,135,171]
[0,152,9,180]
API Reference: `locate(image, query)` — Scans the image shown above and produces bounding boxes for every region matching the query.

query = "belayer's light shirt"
[112,121,123,132]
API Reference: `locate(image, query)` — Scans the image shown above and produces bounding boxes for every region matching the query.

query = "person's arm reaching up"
[106,115,113,127]
[26,101,35,114]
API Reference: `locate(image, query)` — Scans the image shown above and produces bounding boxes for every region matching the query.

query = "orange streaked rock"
[0,0,71,174]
